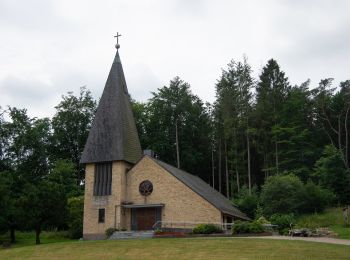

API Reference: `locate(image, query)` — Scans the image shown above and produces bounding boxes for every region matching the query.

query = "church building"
[81,40,248,240]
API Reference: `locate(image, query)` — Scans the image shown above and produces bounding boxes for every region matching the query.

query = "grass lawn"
[0,238,349,260]
[0,231,72,248]
[296,208,350,239]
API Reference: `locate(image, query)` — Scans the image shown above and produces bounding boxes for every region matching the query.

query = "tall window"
[98,208,105,223]
[94,162,112,196]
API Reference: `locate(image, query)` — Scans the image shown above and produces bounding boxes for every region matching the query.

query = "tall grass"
[296,208,345,229]
[296,207,350,239]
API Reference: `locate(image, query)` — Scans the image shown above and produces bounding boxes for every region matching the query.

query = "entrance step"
[109,231,154,240]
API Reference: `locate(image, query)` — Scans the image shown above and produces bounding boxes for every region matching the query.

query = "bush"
[105,228,118,238]
[234,186,259,219]
[232,221,264,234]
[270,214,295,234]
[249,222,264,233]
[302,181,335,213]
[256,216,270,225]
[314,145,350,205]
[261,174,305,216]
[192,224,223,234]
[67,196,84,239]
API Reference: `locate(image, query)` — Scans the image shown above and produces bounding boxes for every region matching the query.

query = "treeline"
[133,58,350,208]
[1,57,350,243]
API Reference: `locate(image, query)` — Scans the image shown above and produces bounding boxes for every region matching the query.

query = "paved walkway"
[242,236,350,246]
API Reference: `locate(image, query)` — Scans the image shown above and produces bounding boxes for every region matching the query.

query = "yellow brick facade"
[83,161,132,239]
[83,156,222,239]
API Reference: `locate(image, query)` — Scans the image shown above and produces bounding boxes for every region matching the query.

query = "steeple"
[81,42,142,164]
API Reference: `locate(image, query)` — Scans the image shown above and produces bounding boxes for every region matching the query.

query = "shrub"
[105,228,118,238]
[67,196,84,239]
[232,221,250,234]
[232,221,264,234]
[260,174,305,216]
[192,224,223,234]
[256,216,270,225]
[314,145,350,205]
[270,214,295,234]
[249,222,264,233]
[302,181,336,213]
[234,186,259,219]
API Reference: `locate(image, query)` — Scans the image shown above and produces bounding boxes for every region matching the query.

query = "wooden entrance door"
[136,208,156,230]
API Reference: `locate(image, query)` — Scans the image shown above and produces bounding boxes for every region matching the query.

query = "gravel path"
[243,235,350,246]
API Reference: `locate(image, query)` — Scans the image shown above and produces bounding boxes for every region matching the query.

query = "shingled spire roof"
[80,49,142,164]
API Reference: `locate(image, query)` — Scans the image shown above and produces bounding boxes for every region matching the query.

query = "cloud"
[0,75,58,118]
[0,0,349,118]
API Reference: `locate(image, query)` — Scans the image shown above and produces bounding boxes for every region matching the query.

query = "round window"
[139,180,153,196]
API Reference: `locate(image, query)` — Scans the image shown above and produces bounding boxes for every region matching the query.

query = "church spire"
[81,38,142,164]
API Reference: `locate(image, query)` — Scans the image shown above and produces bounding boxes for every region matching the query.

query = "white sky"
[0,0,349,118]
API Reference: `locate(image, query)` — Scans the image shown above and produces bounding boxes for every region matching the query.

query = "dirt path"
[243,235,350,246]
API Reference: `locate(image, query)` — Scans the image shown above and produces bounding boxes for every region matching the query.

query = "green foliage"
[261,174,333,216]
[302,180,336,213]
[255,59,290,176]
[270,214,295,234]
[233,186,259,219]
[67,196,84,239]
[256,216,270,225]
[137,77,212,180]
[0,171,20,235]
[261,175,305,216]
[313,145,350,204]
[51,87,96,186]
[105,228,118,238]
[214,58,254,194]
[232,221,264,234]
[192,224,223,234]
[50,160,80,198]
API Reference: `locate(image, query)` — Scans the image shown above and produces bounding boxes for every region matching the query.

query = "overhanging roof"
[122,203,165,209]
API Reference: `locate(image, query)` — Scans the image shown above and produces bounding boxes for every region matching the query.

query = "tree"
[21,181,67,244]
[49,160,80,198]
[272,80,321,180]
[313,79,350,170]
[313,145,350,204]
[214,58,254,196]
[0,108,9,172]
[67,196,84,239]
[132,100,150,149]
[0,107,71,244]
[255,59,290,176]
[141,77,212,181]
[51,87,96,186]
[0,170,23,243]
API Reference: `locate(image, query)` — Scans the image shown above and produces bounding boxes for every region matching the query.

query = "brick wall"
[125,157,222,229]
[83,161,131,239]
[83,156,222,238]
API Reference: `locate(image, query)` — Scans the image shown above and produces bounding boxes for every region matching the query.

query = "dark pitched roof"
[80,51,142,164]
[147,156,250,220]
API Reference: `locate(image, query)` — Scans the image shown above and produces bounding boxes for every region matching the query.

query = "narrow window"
[94,162,112,196]
[98,208,105,223]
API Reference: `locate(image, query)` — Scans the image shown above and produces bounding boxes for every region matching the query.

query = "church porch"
[122,204,163,231]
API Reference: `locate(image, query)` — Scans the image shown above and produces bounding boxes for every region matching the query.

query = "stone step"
[109,231,154,240]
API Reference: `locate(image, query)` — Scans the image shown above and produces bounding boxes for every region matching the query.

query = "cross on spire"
[114,33,122,49]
